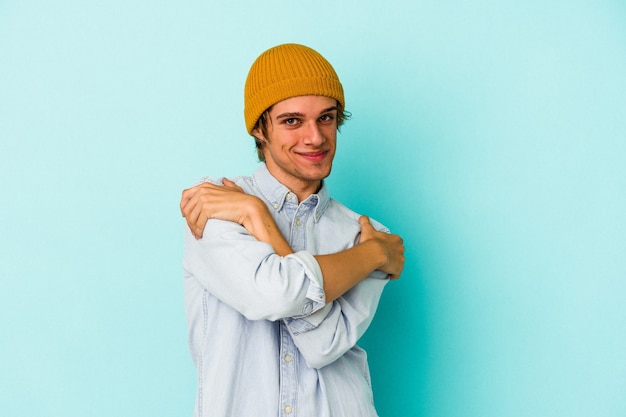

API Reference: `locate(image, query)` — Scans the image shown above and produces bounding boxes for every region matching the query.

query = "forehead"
[270,95,337,116]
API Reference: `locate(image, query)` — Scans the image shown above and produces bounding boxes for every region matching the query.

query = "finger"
[181,192,197,218]
[180,188,194,216]
[182,182,219,217]
[186,198,204,235]
[222,178,244,193]
[193,222,204,239]
[191,219,205,240]
[180,185,202,217]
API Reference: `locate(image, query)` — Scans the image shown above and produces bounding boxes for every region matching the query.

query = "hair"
[251,100,351,162]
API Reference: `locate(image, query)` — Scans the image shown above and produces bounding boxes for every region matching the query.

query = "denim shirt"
[183,164,389,417]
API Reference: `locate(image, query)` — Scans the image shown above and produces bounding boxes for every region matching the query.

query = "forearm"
[241,202,294,257]
[315,240,387,302]
[245,207,386,302]
[285,275,387,368]
[244,205,388,303]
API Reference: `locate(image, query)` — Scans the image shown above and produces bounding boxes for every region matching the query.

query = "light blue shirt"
[183,164,389,417]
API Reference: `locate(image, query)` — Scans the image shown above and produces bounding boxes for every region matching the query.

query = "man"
[180,43,405,417]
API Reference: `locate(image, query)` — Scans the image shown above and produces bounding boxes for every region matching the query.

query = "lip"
[296,150,329,163]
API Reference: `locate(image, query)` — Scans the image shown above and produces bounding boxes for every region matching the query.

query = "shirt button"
[273,203,279,209]
[295,219,301,226]
[302,302,312,314]
[286,193,293,200]
[285,405,293,414]
[284,354,292,363]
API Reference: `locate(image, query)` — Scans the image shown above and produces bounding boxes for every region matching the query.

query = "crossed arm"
[180,178,405,303]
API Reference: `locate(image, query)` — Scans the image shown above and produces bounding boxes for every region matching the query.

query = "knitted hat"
[244,43,345,135]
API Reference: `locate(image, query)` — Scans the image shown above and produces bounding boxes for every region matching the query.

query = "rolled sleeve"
[183,222,327,321]
[286,251,326,315]
[284,275,388,369]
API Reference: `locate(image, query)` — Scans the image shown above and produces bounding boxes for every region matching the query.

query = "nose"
[303,122,325,146]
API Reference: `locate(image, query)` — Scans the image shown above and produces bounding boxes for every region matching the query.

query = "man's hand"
[358,216,405,279]
[180,178,264,239]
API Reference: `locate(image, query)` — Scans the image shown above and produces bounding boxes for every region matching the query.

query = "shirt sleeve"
[282,215,391,369]
[283,272,388,369]
[183,219,327,321]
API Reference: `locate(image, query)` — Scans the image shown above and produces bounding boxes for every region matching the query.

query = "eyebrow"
[275,106,338,120]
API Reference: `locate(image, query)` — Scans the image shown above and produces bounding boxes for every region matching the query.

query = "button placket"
[290,205,308,252]
[279,322,297,417]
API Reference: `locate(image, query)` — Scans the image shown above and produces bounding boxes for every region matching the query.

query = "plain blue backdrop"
[1,1,625,416]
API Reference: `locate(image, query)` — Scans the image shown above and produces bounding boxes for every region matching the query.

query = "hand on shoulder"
[180,178,264,239]
[358,216,405,279]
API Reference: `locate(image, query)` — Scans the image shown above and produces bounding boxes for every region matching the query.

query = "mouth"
[297,150,329,163]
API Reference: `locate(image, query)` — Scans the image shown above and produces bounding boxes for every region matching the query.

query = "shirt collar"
[253,163,330,222]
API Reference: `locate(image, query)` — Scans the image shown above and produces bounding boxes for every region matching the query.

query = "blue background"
[1,1,625,416]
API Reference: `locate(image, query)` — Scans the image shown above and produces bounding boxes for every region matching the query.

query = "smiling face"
[253,95,338,200]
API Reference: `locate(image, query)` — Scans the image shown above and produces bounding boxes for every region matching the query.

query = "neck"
[290,181,323,202]
[282,178,321,202]
[264,164,322,202]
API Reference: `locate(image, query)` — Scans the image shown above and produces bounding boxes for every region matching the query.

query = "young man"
[180,43,405,417]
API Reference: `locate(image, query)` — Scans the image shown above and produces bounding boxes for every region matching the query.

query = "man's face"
[253,95,338,197]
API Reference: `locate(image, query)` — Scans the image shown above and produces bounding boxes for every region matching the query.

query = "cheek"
[321,126,337,140]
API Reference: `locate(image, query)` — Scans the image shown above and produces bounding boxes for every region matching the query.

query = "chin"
[312,167,333,181]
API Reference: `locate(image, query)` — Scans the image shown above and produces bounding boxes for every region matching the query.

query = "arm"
[181,180,405,368]
[314,216,404,300]
[181,180,405,302]
[286,217,402,368]
[285,272,388,368]
[183,217,326,321]
[181,178,293,255]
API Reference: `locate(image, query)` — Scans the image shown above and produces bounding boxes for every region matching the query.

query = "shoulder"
[192,175,252,188]
[191,175,263,200]
[193,176,221,186]
[325,198,389,233]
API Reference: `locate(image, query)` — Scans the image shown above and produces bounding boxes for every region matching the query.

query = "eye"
[319,114,335,124]
[284,118,299,126]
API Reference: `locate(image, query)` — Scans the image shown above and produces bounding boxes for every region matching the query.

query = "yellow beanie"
[244,43,345,135]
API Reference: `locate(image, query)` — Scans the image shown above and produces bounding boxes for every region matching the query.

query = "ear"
[252,126,267,143]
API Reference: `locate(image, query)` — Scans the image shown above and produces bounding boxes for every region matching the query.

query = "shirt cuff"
[369,269,390,280]
[284,250,326,315]
[284,303,333,335]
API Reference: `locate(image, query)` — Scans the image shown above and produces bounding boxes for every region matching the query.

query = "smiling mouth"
[298,151,328,162]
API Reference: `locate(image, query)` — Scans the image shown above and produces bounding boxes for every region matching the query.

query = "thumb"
[358,215,373,228]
